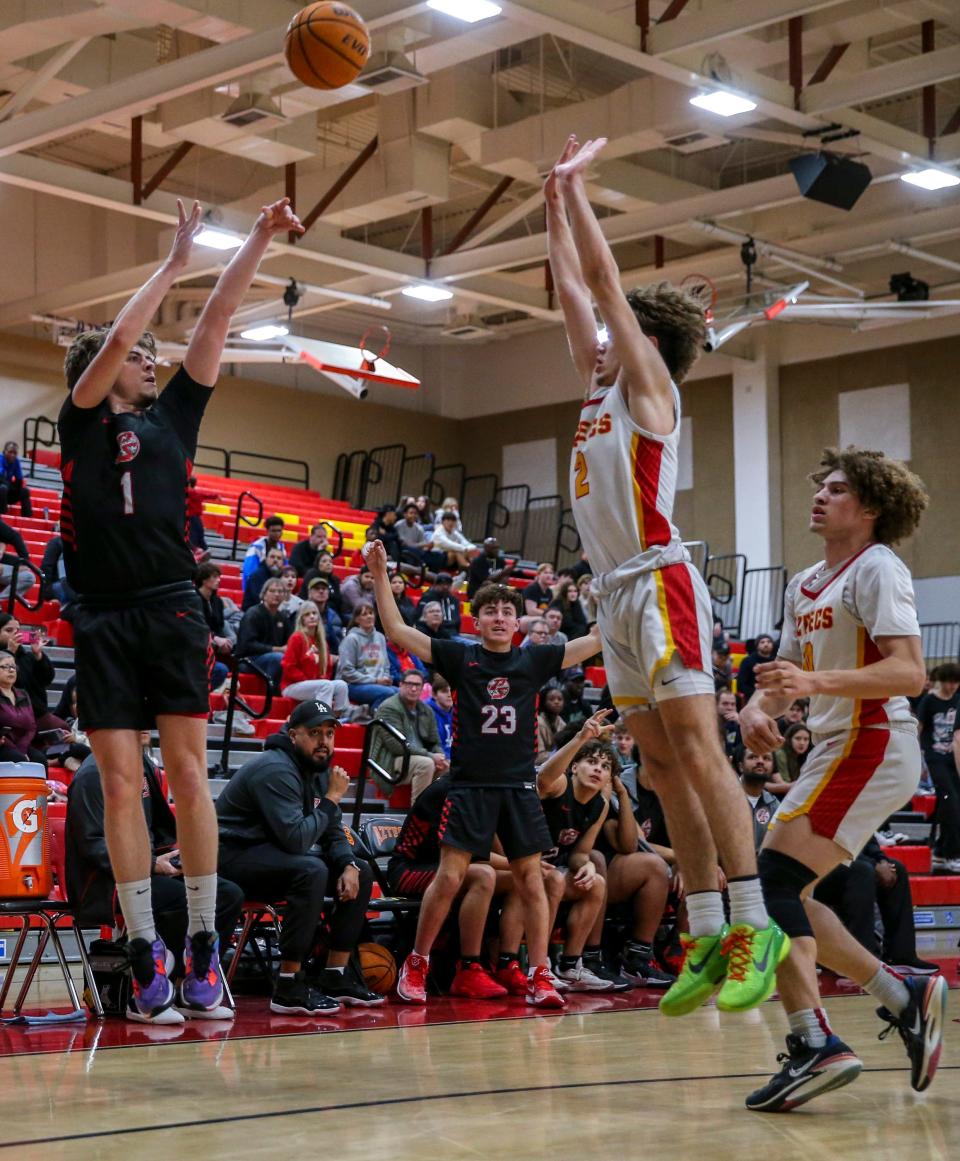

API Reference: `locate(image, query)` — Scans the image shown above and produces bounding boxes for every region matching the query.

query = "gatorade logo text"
[11,800,38,834]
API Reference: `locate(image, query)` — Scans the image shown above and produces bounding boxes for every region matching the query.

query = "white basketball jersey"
[778,543,920,737]
[570,379,684,575]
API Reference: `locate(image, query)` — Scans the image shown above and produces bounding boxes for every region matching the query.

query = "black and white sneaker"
[317,965,386,1007]
[581,956,632,991]
[270,971,341,1016]
[745,1034,862,1113]
[877,973,947,1092]
[620,953,676,989]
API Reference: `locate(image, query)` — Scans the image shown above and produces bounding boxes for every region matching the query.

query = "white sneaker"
[945,857,960,874]
[554,958,615,992]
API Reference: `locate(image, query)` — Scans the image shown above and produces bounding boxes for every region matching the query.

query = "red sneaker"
[396,952,428,1004]
[526,964,565,1009]
[449,961,509,1000]
[495,959,530,998]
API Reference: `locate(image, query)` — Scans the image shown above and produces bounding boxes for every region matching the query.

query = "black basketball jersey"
[58,367,212,597]
[392,773,450,865]
[431,638,565,787]
[541,775,606,867]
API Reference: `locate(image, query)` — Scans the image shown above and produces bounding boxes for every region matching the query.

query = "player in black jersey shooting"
[367,539,601,1008]
[58,196,303,1023]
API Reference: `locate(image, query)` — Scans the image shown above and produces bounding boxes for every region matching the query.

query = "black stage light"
[789,152,872,211]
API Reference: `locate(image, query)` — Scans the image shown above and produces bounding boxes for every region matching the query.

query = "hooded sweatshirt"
[336,625,391,684]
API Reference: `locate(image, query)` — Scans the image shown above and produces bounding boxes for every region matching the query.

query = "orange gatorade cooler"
[0,763,51,899]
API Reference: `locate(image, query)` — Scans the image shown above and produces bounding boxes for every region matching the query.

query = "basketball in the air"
[284,3,370,90]
[357,942,397,993]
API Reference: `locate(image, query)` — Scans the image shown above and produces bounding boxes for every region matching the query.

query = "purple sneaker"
[127,937,181,1024]
[179,931,225,1014]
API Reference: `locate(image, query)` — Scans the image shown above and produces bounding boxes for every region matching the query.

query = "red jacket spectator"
[282,630,333,688]
[186,480,220,519]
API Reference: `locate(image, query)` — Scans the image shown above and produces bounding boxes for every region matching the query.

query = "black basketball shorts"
[73,586,212,731]
[437,784,553,861]
[386,858,437,897]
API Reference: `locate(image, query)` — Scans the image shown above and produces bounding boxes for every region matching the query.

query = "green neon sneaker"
[658,927,729,1017]
[716,922,791,1013]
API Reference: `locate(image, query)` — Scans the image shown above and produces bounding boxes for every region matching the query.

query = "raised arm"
[546,136,600,390]
[366,540,433,664]
[71,200,203,409]
[555,139,674,433]
[537,708,611,798]
[184,198,303,386]
[561,623,602,669]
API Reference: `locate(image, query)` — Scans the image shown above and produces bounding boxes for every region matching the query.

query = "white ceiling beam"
[0,27,284,158]
[459,191,545,250]
[0,38,92,123]
[802,42,960,114]
[935,131,960,164]
[647,0,850,57]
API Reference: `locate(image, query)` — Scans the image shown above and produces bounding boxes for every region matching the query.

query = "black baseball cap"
[288,700,340,729]
[436,572,453,583]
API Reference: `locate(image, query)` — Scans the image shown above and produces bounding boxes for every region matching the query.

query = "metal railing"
[683,540,710,577]
[426,463,466,508]
[22,417,58,478]
[706,553,748,636]
[350,718,410,833]
[195,444,229,477]
[2,557,43,615]
[554,507,581,572]
[523,494,564,565]
[398,452,435,504]
[225,450,309,490]
[920,622,960,666]
[460,474,499,543]
[210,658,275,778]
[740,566,787,640]
[230,491,263,559]
[485,485,531,554]
[359,444,406,511]
[332,450,368,507]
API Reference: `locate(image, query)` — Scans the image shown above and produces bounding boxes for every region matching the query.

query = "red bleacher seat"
[890,845,931,874]
[584,666,606,686]
[911,794,936,819]
[910,876,960,906]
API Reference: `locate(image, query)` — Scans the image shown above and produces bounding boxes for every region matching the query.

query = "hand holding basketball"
[256,197,304,238]
[364,538,389,576]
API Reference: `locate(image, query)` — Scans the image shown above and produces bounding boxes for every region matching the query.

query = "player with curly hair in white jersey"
[738,445,946,1112]
[546,136,788,1025]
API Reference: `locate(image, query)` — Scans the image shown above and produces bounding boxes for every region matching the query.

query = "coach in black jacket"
[65,741,244,975]
[216,700,381,1013]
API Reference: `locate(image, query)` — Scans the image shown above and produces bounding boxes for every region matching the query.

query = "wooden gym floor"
[1,963,957,1161]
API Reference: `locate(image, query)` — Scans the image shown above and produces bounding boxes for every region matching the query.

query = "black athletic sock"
[459,955,481,967]
[559,954,580,971]
[582,945,602,962]
[497,951,519,969]
[626,940,653,959]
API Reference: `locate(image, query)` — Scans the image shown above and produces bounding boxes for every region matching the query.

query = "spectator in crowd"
[66,738,243,1019]
[281,602,350,717]
[551,580,588,641]
[466,537,514,600]
[216,701,383,1014]
[428,510,477,575]
[576,573,594,625]
[412,603,455,670]
[40,526,76,617]
[279,565,304,619]
[611,723,640,808]
[382,573,417,628]
[813,836,939,976]
[0,518,33,604]
[370,670,449,801]
[290,523,329,578]
[775,697,809,735]
[521,563,557,632]
[916,663,960,873]
[0,649,47,765]
[185,476,219,557]
[305,577,343,658]
[712,641,733,693]
[418,573,461,637]
[716,688,741,761]
[561,666,591,729]
[51,676,93,773]
[0,614,64,734]
[386,637,428,686]
[0,442,32,517]
[427,675,454,760]
[543,607,568,648]
[242,545,285,611]
[773,720,812,784]
[372,506,403,562]
[195,563,240,693]
[395,501,433,567]
[339,564,377,618]
[735,632,777,704]
[522,618,550,648]
[236,577,291,690]
[336,602,394,710]
[538,685,567,754]
[415,494,435,531]
[241,515,286,586]
[301,551,342,613]
[439,497,462,529]
[735,745,781,853]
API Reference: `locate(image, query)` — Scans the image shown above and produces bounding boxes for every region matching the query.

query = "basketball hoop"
[680,274,718,325]
[358,324,392,374]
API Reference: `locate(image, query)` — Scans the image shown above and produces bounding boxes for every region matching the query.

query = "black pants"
[814,855,918,962]
[0,742,47,769]
[0,480,32,517]
[150,874,245,975]
[218,843,373,965]
[927,753,960,859]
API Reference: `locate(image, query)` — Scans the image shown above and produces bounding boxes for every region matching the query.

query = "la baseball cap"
[288,700,340,729]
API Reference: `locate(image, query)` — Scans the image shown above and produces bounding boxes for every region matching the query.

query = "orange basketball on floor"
[357,942,397,993]
[284,2,371,90]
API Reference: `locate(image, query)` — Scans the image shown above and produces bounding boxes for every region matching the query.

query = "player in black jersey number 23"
[367,539,602,1008]
[57,196,304,1024]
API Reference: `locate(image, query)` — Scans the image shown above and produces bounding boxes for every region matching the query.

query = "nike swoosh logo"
[754,947,772,973]
[661,675,683,686]
[788,1060,815,1078]
[135,888,149,895]
[186,884,199,891]
[687,956,714,975]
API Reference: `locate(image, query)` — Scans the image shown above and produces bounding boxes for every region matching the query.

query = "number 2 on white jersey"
[481,704,517,734]
[120,470,134,515]
[574,451,590,499]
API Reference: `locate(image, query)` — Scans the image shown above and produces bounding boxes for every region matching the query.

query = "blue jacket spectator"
[241,516,287,585]
[427,677,454,760]
[0,442,32,517]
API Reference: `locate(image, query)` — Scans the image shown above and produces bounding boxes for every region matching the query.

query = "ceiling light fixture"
[402,284,454,302]
[900,168,960,191]
[689,90,757,117]
[426,0,502,22]
[240,323,289,341]
[195,227,243,251]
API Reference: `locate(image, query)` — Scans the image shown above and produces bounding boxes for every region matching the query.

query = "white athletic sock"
[685,890,726,937]
[788,1008,830,1049]
[727,875,770,930]
[864,965,910,1016]
[184,873,218,937]
[116,879,156,944]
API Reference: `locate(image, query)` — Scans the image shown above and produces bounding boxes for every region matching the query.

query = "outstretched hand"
[168,199,204,269]
[545,135,579,203]
[554,137,608,183]
[256,197,304,238]
[364,538,390,578]
[579,707,613,741]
